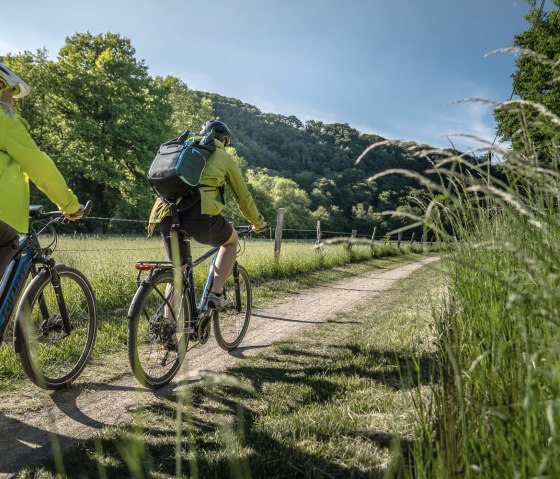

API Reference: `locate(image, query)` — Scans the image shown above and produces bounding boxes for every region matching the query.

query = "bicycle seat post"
[180,233,197,310]
[181,233,193,272]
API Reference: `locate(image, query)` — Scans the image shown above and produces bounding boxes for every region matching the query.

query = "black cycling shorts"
[158,197,233,264]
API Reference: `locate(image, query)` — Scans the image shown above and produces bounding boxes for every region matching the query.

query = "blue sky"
[0,0,546,152]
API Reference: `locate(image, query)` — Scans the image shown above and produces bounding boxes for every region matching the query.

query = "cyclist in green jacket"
[0,61,83,280]
[148,120,266,310]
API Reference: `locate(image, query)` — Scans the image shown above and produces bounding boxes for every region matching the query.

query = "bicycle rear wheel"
[128,270,190,389]
[213,264,251,351]
[16,266,97,390]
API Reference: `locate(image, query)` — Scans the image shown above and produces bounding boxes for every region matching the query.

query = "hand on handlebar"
[251,222,268,233]
[64,206,85,221]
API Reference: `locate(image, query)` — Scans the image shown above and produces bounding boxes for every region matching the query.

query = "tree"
[156,76,213,135]
[495,1,560,166]
[245,171,314,233]
[56,33,173,221]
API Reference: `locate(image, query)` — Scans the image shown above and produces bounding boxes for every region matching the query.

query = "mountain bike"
[0,201,97,390]
[127,225,258,389]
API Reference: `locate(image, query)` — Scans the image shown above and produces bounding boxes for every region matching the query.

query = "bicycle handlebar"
[35,200,93,220]
[235,222,269,236]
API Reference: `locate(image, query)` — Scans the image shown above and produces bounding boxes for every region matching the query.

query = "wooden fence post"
[316,220,321,245]
[349,229,357,251]
[430,235,433,247]
[274,208,285,259]
[370,227,377,257]
[410,232,416,243]
[397,232,402,248]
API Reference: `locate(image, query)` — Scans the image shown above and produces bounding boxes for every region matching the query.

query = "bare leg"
[211,230,238,293]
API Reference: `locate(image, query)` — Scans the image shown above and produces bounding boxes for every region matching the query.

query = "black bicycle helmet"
[200,120,232,146]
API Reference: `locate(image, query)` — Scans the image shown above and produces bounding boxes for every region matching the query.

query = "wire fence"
[79,216,423,240]
[52,213,433,253]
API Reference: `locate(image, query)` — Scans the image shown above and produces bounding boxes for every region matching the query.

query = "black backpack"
[147,129,216,200]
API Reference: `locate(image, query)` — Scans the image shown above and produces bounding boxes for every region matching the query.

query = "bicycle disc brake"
[39,313,64,339]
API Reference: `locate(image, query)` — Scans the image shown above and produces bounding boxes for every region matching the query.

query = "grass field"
[17,251,444,478]
[0,235,434,389]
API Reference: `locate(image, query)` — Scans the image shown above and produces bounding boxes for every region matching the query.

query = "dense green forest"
[5,31,459,237]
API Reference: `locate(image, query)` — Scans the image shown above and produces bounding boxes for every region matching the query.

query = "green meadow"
[0,235,432,389]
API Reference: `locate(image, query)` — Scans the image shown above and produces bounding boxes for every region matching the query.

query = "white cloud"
[395,98,499,153]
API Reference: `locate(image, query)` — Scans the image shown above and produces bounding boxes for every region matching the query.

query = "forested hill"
[195,92,440,236]
[5,31,448,237]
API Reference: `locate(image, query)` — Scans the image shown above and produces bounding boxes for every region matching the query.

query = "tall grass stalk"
[376,103,560,476]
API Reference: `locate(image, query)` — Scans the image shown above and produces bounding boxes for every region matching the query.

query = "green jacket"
[149,139,263,234]
[0,103,80,233]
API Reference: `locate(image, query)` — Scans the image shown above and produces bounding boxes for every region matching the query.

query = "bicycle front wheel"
[213,264,251,351]
[16,266,97,390]
[128,270,190,389]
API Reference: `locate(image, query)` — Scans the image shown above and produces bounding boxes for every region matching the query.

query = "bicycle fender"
[127,284,147,319]
[13,319,23,353]
[128,269,173,320]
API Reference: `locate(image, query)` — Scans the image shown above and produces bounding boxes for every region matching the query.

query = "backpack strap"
[169,202,181,231]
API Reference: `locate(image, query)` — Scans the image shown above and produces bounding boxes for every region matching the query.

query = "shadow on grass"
[32,393,391,479]
[232,345,438,395]
[21,341,435,478]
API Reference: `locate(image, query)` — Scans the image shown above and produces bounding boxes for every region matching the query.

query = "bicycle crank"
[197,314,212,345]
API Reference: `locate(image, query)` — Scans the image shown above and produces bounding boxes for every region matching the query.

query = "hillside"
[196,92,440,236]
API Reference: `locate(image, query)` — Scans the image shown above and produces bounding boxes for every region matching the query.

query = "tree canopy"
[495,0,560,167]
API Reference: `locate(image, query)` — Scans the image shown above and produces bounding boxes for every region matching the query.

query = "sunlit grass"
[370,103,560,477]
[17,254,443,478]
[0,235,434,389]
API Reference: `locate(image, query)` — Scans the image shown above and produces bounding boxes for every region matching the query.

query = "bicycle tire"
[128,269,190,389]
[16,266,97,390]
[213,264,252,351]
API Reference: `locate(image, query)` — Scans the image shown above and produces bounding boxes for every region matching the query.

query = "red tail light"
[135,264,154,271]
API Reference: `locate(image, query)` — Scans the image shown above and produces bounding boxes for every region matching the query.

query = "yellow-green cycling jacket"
[0,103,80,233]
[149,139,263,234]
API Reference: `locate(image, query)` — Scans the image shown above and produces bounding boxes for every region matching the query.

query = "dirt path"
[0,256,440,477]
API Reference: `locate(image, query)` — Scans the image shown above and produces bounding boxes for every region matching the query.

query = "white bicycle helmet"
[0,61,31,98]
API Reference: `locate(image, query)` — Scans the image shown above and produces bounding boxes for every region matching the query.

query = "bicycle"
[127,225,258,389]
[0,201,97,390]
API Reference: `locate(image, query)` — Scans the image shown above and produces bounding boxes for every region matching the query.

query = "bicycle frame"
[135,234,245,328]
[0,214,76,347]
[132,226,252,338]
[0,236,35,342]
[191,244,219,315]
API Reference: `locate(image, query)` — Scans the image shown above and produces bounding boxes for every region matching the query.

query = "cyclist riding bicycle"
[148,120,266,310]
[0,61,84,280]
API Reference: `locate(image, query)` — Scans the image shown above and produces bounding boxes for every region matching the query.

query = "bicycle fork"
[233,264,242,313]
[46,262,73,335]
